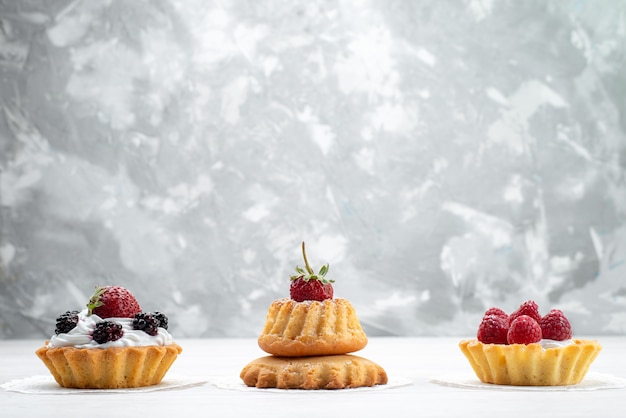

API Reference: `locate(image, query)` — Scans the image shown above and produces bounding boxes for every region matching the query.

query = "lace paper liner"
[0,375,207,394]
[209,375,413,392]
[432,372,626,392]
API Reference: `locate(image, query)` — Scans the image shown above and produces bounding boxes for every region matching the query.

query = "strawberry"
[289,242,334,302]
[86,285,142,318]
[290,279,334,302]
[477,314,509,344]
[507,315,542,344]
[539,309,572,341]
[508,300,541,325]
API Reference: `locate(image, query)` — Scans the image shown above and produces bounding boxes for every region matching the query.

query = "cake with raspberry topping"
[241,243,386,389]
[36,285,182,389]
[459,300,601,386]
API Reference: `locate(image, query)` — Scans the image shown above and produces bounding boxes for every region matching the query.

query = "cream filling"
[47,309,173,349]
[538,339,573,349]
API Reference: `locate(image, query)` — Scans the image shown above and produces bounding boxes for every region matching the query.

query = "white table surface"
[1,336,624,418]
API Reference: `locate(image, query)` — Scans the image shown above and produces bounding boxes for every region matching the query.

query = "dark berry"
[55,310,80,335]
[133,312,160,336]
[92,321,124,344]
[152,311,169,330]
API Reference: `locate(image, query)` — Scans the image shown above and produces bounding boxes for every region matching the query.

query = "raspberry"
[55,310,79,335]
[509,300,541,325]
[507,315,542,344]
[539,309,572,341]
[477,314,509,344]
[483,307,508,320]
[92,321,124,344]
[153,311,169,330]
[132,312,160,336]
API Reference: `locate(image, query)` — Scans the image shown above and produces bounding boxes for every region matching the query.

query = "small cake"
[241,354,388,389]
[459,339,601,386]
[36,285,182,389]
[459,300,601,386]
[242,242,387,390]
[257,243,368,357]
[258,297,368,357]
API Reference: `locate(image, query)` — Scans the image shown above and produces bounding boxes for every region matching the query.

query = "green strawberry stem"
[86,286,105,316]
[302,242,314,275]
[291,242,334,284]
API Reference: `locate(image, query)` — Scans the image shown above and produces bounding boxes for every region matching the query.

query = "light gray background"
[1,0,625,339]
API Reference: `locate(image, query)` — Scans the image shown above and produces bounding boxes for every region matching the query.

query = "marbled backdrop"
[0,0,625,339]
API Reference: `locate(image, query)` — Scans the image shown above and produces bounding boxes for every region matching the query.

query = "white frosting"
[47,309,173,349]
[538,339,573,349]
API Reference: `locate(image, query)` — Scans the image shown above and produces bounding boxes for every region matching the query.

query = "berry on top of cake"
[87,285,142,318]
[477,300,572,345]
[289,242,335,302]
[50,285,172,346]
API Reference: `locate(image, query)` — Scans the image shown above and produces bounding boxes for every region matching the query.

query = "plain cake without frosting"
[258,297,368,357]
[241,354,388,389]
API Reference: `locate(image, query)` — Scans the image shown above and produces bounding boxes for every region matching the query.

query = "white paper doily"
[0,375,207,394]
[209,375,413,392]
[431,372,626,392]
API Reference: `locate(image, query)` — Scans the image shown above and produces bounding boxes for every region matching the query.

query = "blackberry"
[92,321,124,344]
[133,312,160,336]
[55,310,80,335]
[152,311,168,330]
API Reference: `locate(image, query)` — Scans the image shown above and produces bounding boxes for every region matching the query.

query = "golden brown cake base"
[258,298,368,357]
[459,339,601,386]
[241,354,388,390]
[35,343,183,389]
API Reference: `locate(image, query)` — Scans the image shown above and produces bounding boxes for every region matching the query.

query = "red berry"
[290,277,333,302]
[483,307,508,320]
[539,309,572,341]
[507,315,542,344]
[87,285,142,318]
[289,242,335,302]
[509,300,541,325]
[477,314,509,344]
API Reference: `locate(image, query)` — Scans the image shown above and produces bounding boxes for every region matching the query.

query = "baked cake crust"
[240,354,388,389]
[459,338,601,386]
[257,298,368,357]
[35,343,183,389]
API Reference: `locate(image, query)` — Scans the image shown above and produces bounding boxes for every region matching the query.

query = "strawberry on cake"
[36,285,182,389]
[257,242,367,357]
[459,300,601,386]
[241,242,387,390]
